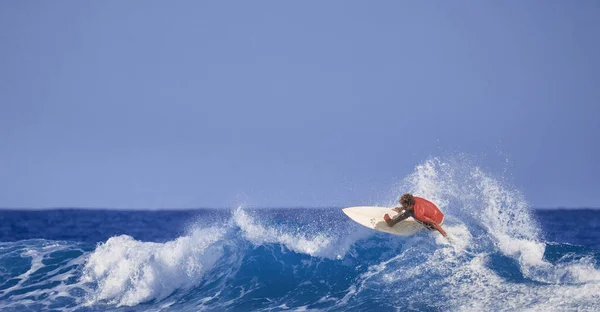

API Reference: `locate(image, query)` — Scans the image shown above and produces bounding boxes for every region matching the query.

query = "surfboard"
[342,206,425,236]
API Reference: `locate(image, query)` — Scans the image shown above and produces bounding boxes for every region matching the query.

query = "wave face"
[1,158,600,311]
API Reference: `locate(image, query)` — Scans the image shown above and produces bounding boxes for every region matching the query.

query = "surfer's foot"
[383,214,394,227]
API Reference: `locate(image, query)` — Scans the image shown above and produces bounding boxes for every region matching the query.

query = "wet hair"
[399,193,415,207]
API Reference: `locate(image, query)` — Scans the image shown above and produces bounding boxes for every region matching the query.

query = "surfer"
[384,193,448,238]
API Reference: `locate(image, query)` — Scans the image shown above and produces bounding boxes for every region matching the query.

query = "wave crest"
[82,227,225,306]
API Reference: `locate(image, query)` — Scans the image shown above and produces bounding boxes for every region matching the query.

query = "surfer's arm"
[393,209,413,223]
[384,209,412,227]
[422,217,447,238]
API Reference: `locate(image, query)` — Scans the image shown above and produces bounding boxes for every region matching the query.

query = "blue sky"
[1,1,599,208]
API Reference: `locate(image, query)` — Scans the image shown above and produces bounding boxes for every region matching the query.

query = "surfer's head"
[399,193,415,209]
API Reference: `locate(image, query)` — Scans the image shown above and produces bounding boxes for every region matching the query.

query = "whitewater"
[1,158,599,311]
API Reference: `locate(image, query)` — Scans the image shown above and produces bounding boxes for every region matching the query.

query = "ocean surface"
[1,159,599,311]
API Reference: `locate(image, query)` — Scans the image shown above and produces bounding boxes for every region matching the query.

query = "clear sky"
[1,1,599,209]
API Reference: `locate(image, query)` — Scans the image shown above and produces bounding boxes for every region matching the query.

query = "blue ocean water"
[1,159,599,311]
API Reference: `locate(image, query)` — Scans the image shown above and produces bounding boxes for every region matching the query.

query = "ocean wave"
[1,157,599,311]
[81,227,226,307]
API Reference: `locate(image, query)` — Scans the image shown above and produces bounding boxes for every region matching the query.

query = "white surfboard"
[342,206,425,236]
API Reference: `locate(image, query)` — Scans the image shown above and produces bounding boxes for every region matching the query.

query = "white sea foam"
[402,158,547,265]
[435,223,472,252]
[79,206,371,308]
[82,227,225,307]
[0,241,88,311]
[232,207,370,259]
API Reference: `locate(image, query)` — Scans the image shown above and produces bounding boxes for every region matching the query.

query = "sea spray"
[352,157,600,311]
[82,227,225,306]
[232,207,372,259]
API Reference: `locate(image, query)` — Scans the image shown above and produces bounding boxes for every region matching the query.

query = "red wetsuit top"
[413,197,444,224]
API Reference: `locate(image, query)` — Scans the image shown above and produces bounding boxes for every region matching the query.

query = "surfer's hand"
[393,207,400,212]
[383,214,394,227]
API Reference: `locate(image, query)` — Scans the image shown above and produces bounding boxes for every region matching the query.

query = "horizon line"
[1,206,600,211]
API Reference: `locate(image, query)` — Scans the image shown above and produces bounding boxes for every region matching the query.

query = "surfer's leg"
[414,219,435,230]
